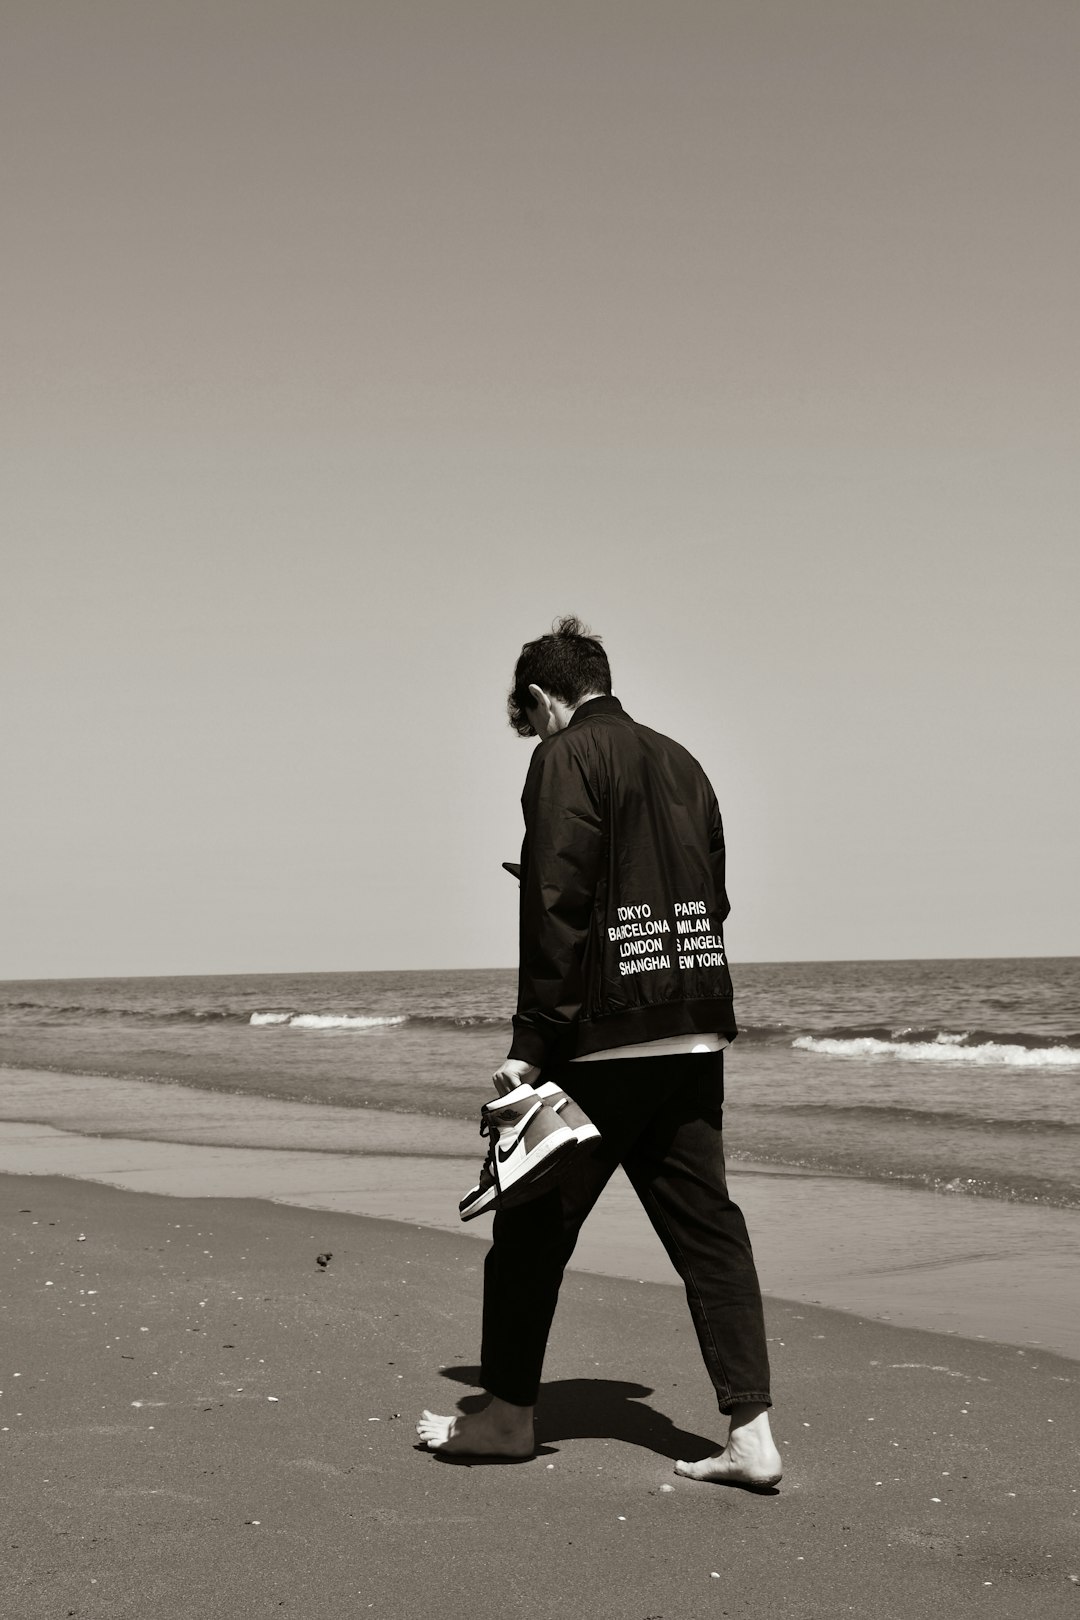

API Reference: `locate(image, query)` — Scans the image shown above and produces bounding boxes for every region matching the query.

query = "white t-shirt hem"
[570,1032,729,1063]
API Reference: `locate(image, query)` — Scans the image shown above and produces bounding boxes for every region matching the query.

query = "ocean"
[2,956,1078,1210]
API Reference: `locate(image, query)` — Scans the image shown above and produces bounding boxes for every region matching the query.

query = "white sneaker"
[458,1083,577,1221]
[534,1081,602,1146]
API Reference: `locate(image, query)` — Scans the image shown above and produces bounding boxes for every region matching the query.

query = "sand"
[2,1172,1078,1620]
[2,1116,1078,1360]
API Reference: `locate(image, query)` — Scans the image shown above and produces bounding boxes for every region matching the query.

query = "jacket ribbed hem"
[574,998,736,1059]
[509,997,736,1068]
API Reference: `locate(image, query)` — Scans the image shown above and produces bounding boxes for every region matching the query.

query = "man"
[418,618,781,1488]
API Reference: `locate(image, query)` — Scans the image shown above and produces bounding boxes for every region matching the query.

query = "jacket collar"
[568,695,626,728]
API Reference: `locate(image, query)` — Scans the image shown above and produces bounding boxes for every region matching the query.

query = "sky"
[3,0,1078,979]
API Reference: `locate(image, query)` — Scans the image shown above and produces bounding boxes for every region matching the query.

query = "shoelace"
[477,1115,496,1180]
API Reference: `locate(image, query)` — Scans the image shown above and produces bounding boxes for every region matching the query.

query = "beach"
[3,962,1079,1616]
[4,1172,1078,1620]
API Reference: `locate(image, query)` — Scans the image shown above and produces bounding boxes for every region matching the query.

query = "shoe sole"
[569,1122,601,1145]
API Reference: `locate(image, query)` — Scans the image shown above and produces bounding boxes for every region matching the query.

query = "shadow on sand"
[435,1365,719,1464]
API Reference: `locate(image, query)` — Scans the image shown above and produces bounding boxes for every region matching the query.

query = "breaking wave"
[793,1033,1080,1068]
[247,1010,505,1031]
[5,995,1078,1057]
[0,1000,504,1031]
[262,1012,408,1030]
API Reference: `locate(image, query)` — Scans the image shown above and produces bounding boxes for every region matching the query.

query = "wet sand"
[3,1173,1078,1620]
[2,1116,1078,1360]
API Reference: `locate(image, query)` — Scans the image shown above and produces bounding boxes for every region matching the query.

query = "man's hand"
[491,1059,541,1096]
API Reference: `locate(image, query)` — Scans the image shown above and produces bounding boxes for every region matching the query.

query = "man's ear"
[527,684,554,737]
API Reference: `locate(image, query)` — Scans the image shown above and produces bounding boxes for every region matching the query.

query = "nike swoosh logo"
[496,1139,522,1163]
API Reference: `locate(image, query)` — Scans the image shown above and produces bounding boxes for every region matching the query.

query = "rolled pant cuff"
[480,1371,539,1409]
[717,1390,772,1415]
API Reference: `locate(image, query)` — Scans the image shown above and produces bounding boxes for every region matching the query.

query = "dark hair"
[508,615,612,737]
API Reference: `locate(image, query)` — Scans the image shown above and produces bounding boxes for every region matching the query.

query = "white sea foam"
[793,1034,1080,1068]
[286,1013,408,1030]
[249,1012,408,1030]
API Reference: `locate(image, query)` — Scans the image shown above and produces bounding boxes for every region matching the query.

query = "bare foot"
[675,1403,782,1489]
[416,1396,535,1458]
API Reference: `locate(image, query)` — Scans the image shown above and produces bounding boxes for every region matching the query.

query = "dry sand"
[2,1173,1078,1620]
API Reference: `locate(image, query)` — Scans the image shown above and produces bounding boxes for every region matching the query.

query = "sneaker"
[534,1081,601,1146]
[458,1083,577,1222]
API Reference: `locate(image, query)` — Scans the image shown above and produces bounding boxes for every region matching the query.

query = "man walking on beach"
[418,617,781,1488]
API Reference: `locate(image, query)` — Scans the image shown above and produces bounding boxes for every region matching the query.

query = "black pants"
[480,1050,772,1413]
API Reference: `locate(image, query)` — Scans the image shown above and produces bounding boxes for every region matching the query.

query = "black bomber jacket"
[508,696,737,1067]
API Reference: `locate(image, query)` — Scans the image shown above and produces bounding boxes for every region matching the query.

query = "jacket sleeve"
[708,790,732,925]
[508,737,605,1067]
